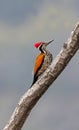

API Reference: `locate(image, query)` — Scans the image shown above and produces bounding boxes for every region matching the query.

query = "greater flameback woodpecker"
[31,40,54,86]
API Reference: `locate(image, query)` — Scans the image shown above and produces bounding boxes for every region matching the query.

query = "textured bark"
[3,22,79,130]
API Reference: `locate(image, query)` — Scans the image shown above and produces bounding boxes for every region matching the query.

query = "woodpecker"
[32,40,54,86]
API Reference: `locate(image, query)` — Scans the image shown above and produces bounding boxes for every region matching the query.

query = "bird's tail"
[30,76,38,88]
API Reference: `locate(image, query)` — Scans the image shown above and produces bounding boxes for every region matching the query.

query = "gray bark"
[3,22,79,130]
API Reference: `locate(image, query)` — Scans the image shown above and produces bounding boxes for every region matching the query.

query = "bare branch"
[3,22,79,130]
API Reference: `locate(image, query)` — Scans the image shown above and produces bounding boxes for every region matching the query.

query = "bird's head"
[34,40,54,52]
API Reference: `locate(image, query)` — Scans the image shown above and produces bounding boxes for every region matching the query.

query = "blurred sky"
[0,0,79,130]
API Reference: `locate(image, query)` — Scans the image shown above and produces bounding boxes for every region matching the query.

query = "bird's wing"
[34,53,45,77]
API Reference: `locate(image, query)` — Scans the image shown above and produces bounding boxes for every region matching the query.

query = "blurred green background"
[0,0,79,130]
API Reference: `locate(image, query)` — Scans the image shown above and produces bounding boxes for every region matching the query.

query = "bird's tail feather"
[30,76,38,88]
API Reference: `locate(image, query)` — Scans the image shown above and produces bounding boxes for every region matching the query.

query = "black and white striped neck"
[39,44,47,53]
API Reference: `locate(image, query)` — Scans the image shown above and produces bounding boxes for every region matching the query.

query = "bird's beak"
[46,39,54,46]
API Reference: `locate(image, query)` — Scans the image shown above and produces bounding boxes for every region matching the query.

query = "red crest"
[34,42,43,48]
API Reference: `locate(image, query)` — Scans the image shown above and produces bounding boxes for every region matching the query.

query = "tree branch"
[3,22,79,130]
